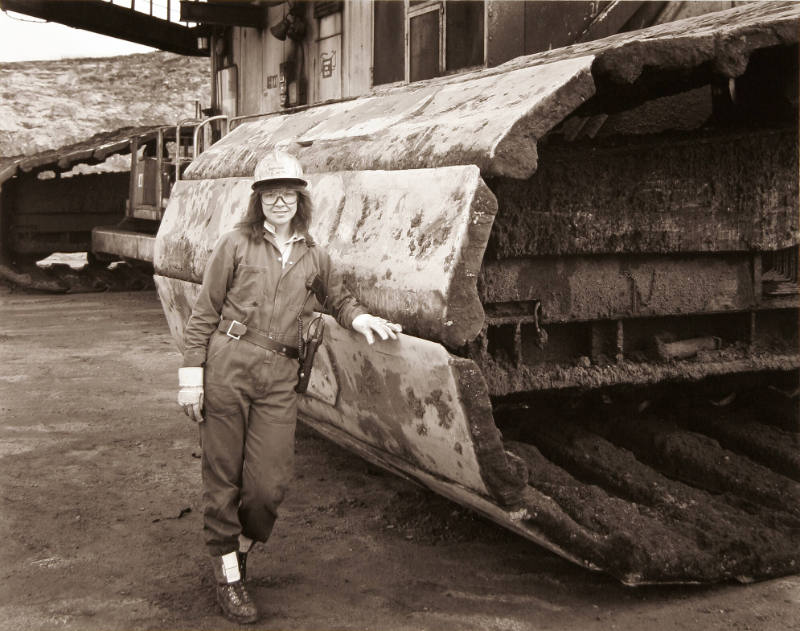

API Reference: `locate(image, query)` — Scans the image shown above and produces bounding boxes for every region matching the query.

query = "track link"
[497,383,800,584]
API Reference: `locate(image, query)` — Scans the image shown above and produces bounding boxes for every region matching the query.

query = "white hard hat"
[252,150,307,190]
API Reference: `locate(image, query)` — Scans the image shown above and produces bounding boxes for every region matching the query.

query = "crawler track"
[497,382,800,584]
[0,260,154,293]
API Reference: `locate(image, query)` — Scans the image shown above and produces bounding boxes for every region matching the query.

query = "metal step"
[91,227,155,263]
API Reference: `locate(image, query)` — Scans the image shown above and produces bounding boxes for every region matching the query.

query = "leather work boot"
[211,551,258,624]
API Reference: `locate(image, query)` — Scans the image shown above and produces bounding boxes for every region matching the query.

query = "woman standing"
[177,151,401,623]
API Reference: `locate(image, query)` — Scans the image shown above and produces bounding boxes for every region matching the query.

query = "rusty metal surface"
[155,166,497,347]
[487,128,799,257]
[480,254,758,323]
[474,349,800,398]
[300,317,495,496]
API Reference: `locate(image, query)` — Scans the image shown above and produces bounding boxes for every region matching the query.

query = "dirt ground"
[1,287,799,631]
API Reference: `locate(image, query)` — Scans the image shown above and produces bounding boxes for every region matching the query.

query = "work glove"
[178,367,204,423]
[352,313,402,345]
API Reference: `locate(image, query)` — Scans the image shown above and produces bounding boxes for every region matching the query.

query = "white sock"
[221,551,241,583]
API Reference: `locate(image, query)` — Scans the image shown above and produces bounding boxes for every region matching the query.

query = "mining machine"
[154,3,800,585]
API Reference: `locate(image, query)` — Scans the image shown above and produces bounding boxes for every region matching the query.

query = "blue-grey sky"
[0,9,155,62]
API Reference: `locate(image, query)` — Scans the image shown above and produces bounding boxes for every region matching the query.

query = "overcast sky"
[0,9,155,62]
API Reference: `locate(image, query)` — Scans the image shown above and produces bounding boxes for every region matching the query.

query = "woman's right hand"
[352,313,402,345]
[178,367,205,423]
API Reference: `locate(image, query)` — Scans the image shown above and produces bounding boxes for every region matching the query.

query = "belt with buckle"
[218,319,299,359]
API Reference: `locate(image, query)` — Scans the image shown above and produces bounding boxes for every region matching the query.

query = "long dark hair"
[237,187,315,245]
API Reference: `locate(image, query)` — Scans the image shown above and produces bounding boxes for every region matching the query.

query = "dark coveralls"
[182,227,366,556]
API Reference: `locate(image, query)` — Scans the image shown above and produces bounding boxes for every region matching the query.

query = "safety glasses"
[260,190,298,205]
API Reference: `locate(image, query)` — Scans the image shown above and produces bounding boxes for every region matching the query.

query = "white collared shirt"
[263,220,305,268]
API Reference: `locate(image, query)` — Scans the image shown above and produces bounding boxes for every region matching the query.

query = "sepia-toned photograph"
[1,1,798,629]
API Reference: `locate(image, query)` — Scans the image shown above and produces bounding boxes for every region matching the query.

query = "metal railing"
[229,112,274,132]
[173,115,229,181]
[193,116,230,159]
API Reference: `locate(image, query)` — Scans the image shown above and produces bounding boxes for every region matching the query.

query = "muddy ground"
[1,287,799,631]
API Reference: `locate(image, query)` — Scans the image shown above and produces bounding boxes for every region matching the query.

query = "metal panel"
[91,228,155,262]
[317,34,342,102]
[485,0,524,67]
[216,65,238,120]
[318,10,342,38]
[261,4,286,114]
[342,0,372,96]
[303,317,491,493]
[239,27,263,116]
[480,254,757,323]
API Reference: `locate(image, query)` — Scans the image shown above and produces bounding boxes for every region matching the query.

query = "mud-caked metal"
[155,3,800,585]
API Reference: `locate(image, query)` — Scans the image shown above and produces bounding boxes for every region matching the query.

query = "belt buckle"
[226,320,242,340]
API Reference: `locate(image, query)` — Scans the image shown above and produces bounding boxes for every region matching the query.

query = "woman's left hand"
[352,313,402,345]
